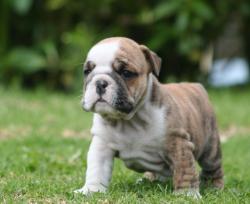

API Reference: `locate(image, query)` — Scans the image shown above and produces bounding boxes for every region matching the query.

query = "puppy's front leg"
[74,136,115,195]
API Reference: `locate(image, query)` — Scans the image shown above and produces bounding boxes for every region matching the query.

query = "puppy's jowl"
[75,37,224,198]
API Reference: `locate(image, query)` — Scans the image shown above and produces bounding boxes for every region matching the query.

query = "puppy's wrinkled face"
[82,37,161,119]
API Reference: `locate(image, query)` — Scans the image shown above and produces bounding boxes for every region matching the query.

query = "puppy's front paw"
[74,184,107,195]
[174,188,202,199]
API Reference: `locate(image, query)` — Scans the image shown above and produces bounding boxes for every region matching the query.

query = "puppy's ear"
[140,45,162,77]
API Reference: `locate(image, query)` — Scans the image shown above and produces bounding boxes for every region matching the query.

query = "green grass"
[0,86,250,203]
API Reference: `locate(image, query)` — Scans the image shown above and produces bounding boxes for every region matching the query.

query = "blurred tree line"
[0,0,250,91]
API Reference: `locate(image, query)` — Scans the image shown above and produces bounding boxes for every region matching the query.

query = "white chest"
[91,105,168,174]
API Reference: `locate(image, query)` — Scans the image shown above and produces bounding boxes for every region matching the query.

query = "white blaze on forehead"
[87,41,120,74]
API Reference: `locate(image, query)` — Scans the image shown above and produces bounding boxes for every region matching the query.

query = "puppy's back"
[162,83,218,157]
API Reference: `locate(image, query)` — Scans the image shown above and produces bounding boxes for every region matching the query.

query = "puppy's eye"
[84,69,92,76]
[120,69,138,79]
[83,61,95,76]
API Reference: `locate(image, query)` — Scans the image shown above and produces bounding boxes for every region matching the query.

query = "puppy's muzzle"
[96,79,108,96]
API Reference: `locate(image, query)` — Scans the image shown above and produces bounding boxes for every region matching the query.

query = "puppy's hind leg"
[198,132,224,189]
[165,131,201,199]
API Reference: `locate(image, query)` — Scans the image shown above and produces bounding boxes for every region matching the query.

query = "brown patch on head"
[115,38,150,102]
[92,37,161,78]
[100,37,150,72]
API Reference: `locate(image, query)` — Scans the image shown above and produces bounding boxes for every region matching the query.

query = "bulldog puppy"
[74,37,224,198]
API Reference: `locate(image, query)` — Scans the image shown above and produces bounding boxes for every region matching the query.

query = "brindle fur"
[149,76,224,190]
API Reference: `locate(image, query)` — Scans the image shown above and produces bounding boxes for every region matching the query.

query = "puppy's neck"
[133,74,163,115]
[135,73,162,111]
[130,73,155,117]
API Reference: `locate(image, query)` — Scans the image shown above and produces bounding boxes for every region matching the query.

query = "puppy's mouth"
[96,98,106,103]
[93,97,109,109]
[92,97,134,117]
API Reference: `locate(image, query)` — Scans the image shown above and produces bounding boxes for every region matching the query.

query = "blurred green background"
[0,0,250,91]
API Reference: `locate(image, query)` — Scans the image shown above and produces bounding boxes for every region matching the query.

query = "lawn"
[0,86,250,203]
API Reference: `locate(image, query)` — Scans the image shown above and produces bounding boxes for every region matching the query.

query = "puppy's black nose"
[96,80,108,95]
